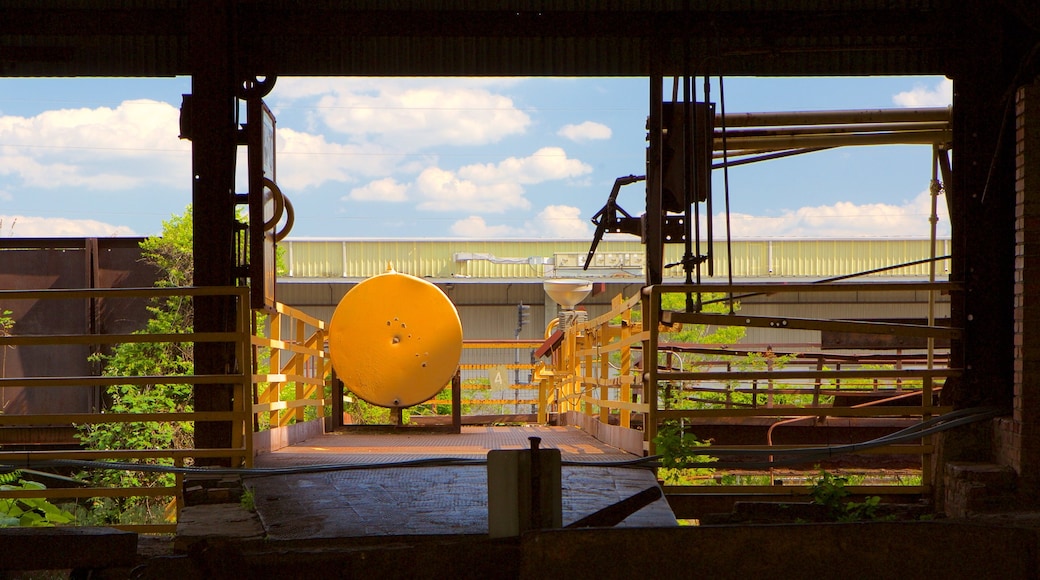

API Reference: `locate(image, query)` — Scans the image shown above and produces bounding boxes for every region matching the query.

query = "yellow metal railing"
[540,293,649,426]
[541,281,960,497]
[0,286,252,534]
[251,302,329,431]
[417,340,543,419]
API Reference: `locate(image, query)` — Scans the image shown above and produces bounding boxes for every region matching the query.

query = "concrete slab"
[245,425,676,539]
[176,503,266,551]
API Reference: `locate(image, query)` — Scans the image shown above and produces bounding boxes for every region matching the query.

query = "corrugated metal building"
[278,238,951,347]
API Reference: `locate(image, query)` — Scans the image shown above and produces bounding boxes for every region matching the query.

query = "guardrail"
[541,281,959,498]
[412,340,543,422]
[0,288,330,533]
[251,302,329,437]
[0,286,252,533]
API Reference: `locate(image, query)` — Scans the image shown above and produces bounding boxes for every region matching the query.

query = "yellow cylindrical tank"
[328,268,463,408]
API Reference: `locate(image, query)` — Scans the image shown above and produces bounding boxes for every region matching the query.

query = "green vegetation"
[808,468,885,522]
[656,291,745,350]
[343,393,397,424]
[0,308,14,383]
[0,471,75,527]
[240,488,255,512]
[76,207,197,524]
[652,420,716,485]
[346,378,498,424]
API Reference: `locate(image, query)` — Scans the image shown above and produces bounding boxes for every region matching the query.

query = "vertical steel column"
[190,1,240,463]
[646,75,665,286]
[948,32,1017,411]
[932,1,1023,512]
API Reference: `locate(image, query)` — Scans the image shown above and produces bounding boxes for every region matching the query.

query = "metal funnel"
[543,278,592,310]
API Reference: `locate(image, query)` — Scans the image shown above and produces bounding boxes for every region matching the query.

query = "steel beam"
[947,9,1018,411]
[190,1,239,464]
[646,75,664,286]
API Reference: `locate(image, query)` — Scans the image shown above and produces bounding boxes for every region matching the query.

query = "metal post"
[190,0,238,465]
[529,436,542,530]
[646,75,665,286]
[644,286,660,455]
[451,369,462,433]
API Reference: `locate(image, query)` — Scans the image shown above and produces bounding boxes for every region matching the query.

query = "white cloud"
[557,121,612,142]
[275,77,525,101]
[458,147,592,185]
[449,204,591,239]
[0,100,189,190]
[450,216,519,237]
[719,189,950,239]
[278,79,531,149]
[400,148,590,214]
[534,205,592,237]
[893,78,953,108]
[0,214,134,237]
[414,167,528,213]
[346,177,408,202]
[276,127,401,191]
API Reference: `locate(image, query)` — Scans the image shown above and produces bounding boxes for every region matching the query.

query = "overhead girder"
[0,3,979,78]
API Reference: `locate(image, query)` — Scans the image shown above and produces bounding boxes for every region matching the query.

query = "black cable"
[0,407,1003,476]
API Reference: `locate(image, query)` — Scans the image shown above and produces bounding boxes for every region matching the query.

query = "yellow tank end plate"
[328,271,463,408]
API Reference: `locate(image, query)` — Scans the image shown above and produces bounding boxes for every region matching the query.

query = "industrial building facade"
[278,237,951,347]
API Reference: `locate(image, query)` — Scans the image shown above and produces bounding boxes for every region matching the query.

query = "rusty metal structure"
[0,238,158,444]
[5,2,1040,571]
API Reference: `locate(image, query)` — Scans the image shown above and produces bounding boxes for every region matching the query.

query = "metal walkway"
[244,425,676,539]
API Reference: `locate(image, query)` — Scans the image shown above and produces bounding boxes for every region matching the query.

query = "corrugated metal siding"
[283,239,952,280]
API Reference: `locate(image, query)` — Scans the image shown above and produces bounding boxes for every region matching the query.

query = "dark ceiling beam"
[0,9,187,36]
[0,5,965,78]
[997,0,1040,34]
[236,9,951,38]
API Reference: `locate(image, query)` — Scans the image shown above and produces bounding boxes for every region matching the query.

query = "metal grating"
[247,425,675,539]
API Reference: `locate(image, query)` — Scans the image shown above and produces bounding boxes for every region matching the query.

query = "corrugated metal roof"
[282,238,951,281]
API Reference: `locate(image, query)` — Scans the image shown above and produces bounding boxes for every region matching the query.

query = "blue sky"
[0,75,951,239]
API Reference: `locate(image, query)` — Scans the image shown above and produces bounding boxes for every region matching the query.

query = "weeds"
[808,468,886,522]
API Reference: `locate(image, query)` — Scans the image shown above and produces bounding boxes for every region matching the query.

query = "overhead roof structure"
[5,1,1040,503]
[2,0,1034,79]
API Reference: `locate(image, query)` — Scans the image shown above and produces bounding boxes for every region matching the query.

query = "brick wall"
[1010,82,1040,496]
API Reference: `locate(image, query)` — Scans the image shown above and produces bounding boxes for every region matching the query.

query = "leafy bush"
[808,468,883,522]
[0,472,75,527]
[75,207,196,523]
[653,420,717,485]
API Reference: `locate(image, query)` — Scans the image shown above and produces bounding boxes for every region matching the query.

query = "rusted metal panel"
[0,242,93,417]
[822,318,952,350]
[0,238,157,434]
[95,238,162,337]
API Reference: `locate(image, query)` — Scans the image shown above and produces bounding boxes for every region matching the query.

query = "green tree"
[658,292,746,347]
[77,206,196,523]
[78,205,290,522]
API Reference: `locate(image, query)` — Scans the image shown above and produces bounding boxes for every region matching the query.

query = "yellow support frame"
[537,280,960,496]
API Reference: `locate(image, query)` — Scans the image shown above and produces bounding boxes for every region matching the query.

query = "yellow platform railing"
[540,281,960,498]
[251,302,329,432]
[0,286,252,533]
[413,340,544,420]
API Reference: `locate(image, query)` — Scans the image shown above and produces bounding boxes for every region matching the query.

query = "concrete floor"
[242,425,676,539]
